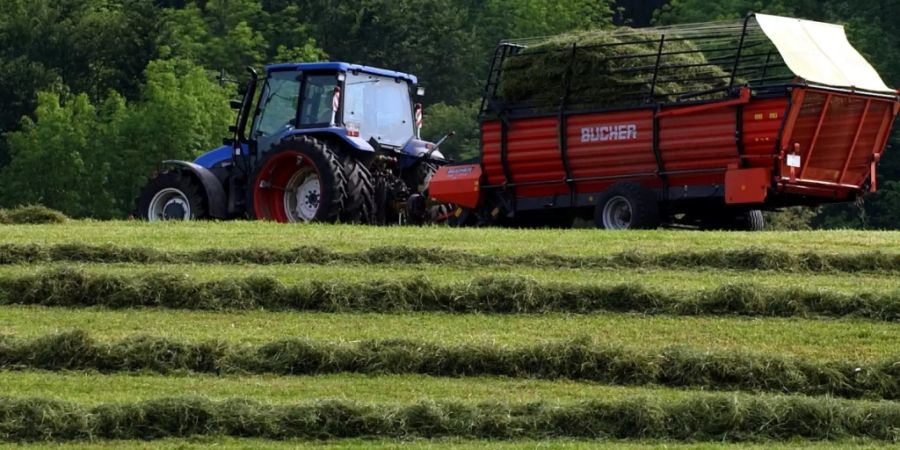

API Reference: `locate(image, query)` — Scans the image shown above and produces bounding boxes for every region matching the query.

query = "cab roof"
[265,62,418,85]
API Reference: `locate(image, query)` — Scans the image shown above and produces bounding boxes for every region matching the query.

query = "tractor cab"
[233,63,425,162]
[137,61,449,224]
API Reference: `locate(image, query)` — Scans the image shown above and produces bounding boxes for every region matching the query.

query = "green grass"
[1,438,887,449]
[2,307,897,362]
[2,222,896,447]
[4,395,899,442]
[0,371,697,405]
[2,262,899,292]
[3,221,900,255]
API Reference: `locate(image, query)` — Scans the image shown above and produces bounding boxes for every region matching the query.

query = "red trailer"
[428,14,900,229]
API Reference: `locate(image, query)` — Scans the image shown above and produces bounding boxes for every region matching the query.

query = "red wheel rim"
[253,151,320,223]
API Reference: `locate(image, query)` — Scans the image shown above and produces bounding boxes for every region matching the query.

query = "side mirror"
[237,82,249,96]
[229,99,243,110]
[416,87,426,97]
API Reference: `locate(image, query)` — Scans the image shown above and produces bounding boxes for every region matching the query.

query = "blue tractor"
[137,62,448,223]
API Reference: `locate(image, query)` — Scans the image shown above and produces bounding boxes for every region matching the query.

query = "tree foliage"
[0,59,231,218]
[0,0,898,226]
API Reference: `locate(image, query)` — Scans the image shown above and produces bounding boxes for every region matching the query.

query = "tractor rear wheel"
[250,136,346,223]
[340,155,375,224]
[594,183,659,230]
[137,171,207,221]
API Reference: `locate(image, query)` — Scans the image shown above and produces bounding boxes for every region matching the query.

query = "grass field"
[4,221,900,254]
[1,222,899,447]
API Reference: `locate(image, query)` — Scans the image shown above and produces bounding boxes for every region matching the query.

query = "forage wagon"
[428,13,900,229]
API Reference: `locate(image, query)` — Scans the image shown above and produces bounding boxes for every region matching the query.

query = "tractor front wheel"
[250,137,346,223]
[137,171,207,221]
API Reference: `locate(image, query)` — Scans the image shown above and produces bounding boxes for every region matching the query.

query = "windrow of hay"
[1,268,898,321]
[0,205,68,224]
[497,29,732,110]
[2,394,899,442]
[2,331,899,400]
[2,243,900,273]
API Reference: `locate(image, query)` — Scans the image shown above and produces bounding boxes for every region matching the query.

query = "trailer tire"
[137,171,208,222]
[594,183,659,230]
[341,155,376,224]
[701,209,766,231]
[745,210,765,231]
[250,136,346,223]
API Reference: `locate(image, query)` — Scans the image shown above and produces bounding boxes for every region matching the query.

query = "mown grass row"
[2,268,898,320]
[3,331,899,400]
[3,395,900,442]
[2,438,880,450]
[3,243,900,272]
[6,306,899,361]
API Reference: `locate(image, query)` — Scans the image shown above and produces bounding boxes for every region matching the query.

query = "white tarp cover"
[755,13,894,93]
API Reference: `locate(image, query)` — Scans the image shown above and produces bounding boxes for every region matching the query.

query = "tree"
[292,0,481,104]
[0,0,163,167]
[0,91,118,217]
[0,59,233,218]
[422,101,481,161]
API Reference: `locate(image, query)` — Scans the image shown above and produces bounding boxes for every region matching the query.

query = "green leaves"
[422,101,480,161]
[0,59,232,218]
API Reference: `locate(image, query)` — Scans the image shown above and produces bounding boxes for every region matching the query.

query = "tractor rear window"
[343,72,414,147]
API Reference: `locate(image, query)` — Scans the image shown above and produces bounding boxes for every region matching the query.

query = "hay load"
[498,28,732,110]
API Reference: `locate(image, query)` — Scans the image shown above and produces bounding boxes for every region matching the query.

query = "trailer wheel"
[700,209,766,231]
[137,171,207,222]
[744,210,765,231]
[250,136,346,223]
[594,183,659,230]
[340,155,376,224]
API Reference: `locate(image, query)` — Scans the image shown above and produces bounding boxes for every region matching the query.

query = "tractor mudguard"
[399,139,445,169]
[281,128,375,152]
[194,145,236,169]
[161,160,228,219]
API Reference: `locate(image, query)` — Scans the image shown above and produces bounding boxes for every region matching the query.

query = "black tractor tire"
[416,161,453,223]
[250,135,346,223]
[340,155,376,224]
[594,183,660,230]
[137,171,208,221]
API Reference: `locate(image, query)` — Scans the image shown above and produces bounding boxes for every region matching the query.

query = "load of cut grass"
[2,268,899,321]
[0,205,68,224]
[1,395,899,442]
[3,331,899,400]
[498,29,731,110]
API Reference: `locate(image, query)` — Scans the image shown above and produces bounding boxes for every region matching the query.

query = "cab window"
[254,71,301,138]
[300,74,338,126]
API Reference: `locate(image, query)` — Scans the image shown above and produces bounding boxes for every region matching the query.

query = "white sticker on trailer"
[787,154,801,168]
